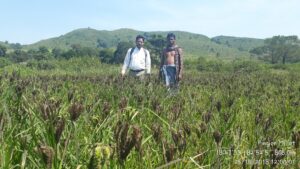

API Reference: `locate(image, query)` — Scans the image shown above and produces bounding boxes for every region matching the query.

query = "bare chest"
[164,51,176,65]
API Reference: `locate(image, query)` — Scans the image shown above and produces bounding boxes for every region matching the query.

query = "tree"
[62,50,76,59]
[71,44,82,55]
[38,46,49,54]
[25,46,52,61]
[276,36,298,64]
[250,35,300,64]
[69,44,99,57]
[10,43,22,50]
[113,41,133,64]
[52,48,64,58]
[290,47,300,62]
[80,47,99,57]
[99,48,115,63]
[97,39,108,48]
[0,44,7,57]
[33,46,51,60]
[145,34,166,65]
[9,49,30,63]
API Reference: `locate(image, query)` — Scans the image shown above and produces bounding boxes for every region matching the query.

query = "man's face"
[167,37,175,46]
[136,38,144,49]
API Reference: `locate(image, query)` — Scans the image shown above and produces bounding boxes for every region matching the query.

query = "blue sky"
[1,0,300,44]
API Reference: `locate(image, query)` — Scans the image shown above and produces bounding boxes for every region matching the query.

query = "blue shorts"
[161,65,176,86]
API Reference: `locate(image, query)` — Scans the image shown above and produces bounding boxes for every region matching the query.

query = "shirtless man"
[159,33,183,89]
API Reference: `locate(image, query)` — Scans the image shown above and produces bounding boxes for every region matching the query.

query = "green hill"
[211,35,264,52]
[23,28,142,50]
[23,28,257,58]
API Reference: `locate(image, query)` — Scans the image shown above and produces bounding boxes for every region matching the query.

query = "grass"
[0,59,300,168]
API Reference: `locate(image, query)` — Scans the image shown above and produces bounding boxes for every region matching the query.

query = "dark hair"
[167,33,176,39]
[136,35,145,41]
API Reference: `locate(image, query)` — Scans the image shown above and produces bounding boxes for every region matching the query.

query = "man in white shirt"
[121,35,151,80]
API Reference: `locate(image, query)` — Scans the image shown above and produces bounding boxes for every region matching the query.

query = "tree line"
[1,35,300,65]
[0,34,166,66]
[250,35,300,64]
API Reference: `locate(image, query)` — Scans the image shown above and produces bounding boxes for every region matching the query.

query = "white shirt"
[122,47,151,74]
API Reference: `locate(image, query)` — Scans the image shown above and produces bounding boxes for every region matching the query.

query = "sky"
[1,0,300,44]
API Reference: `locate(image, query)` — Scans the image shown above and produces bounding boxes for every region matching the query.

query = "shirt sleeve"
[121,48,132,72]
[145,49,151,74]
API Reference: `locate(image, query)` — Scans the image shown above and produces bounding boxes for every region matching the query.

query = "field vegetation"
[0,57,300,168]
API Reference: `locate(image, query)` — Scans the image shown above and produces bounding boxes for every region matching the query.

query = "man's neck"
[167,45,178,50]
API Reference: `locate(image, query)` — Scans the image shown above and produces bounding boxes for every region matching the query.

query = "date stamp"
[216,140,298,166]
[234,159,295,165]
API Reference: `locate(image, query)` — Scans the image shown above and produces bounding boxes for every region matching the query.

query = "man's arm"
[159,49,165,79]
[121,48,131,75]
[145,49,151,74]
[160,49,165,68]
[178,47,183,80]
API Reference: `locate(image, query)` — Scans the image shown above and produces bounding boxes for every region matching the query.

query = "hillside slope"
[24,28,261,58]
[211,35,264,51]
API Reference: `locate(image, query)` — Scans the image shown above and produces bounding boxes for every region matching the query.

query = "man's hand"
[121,70,126,77]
